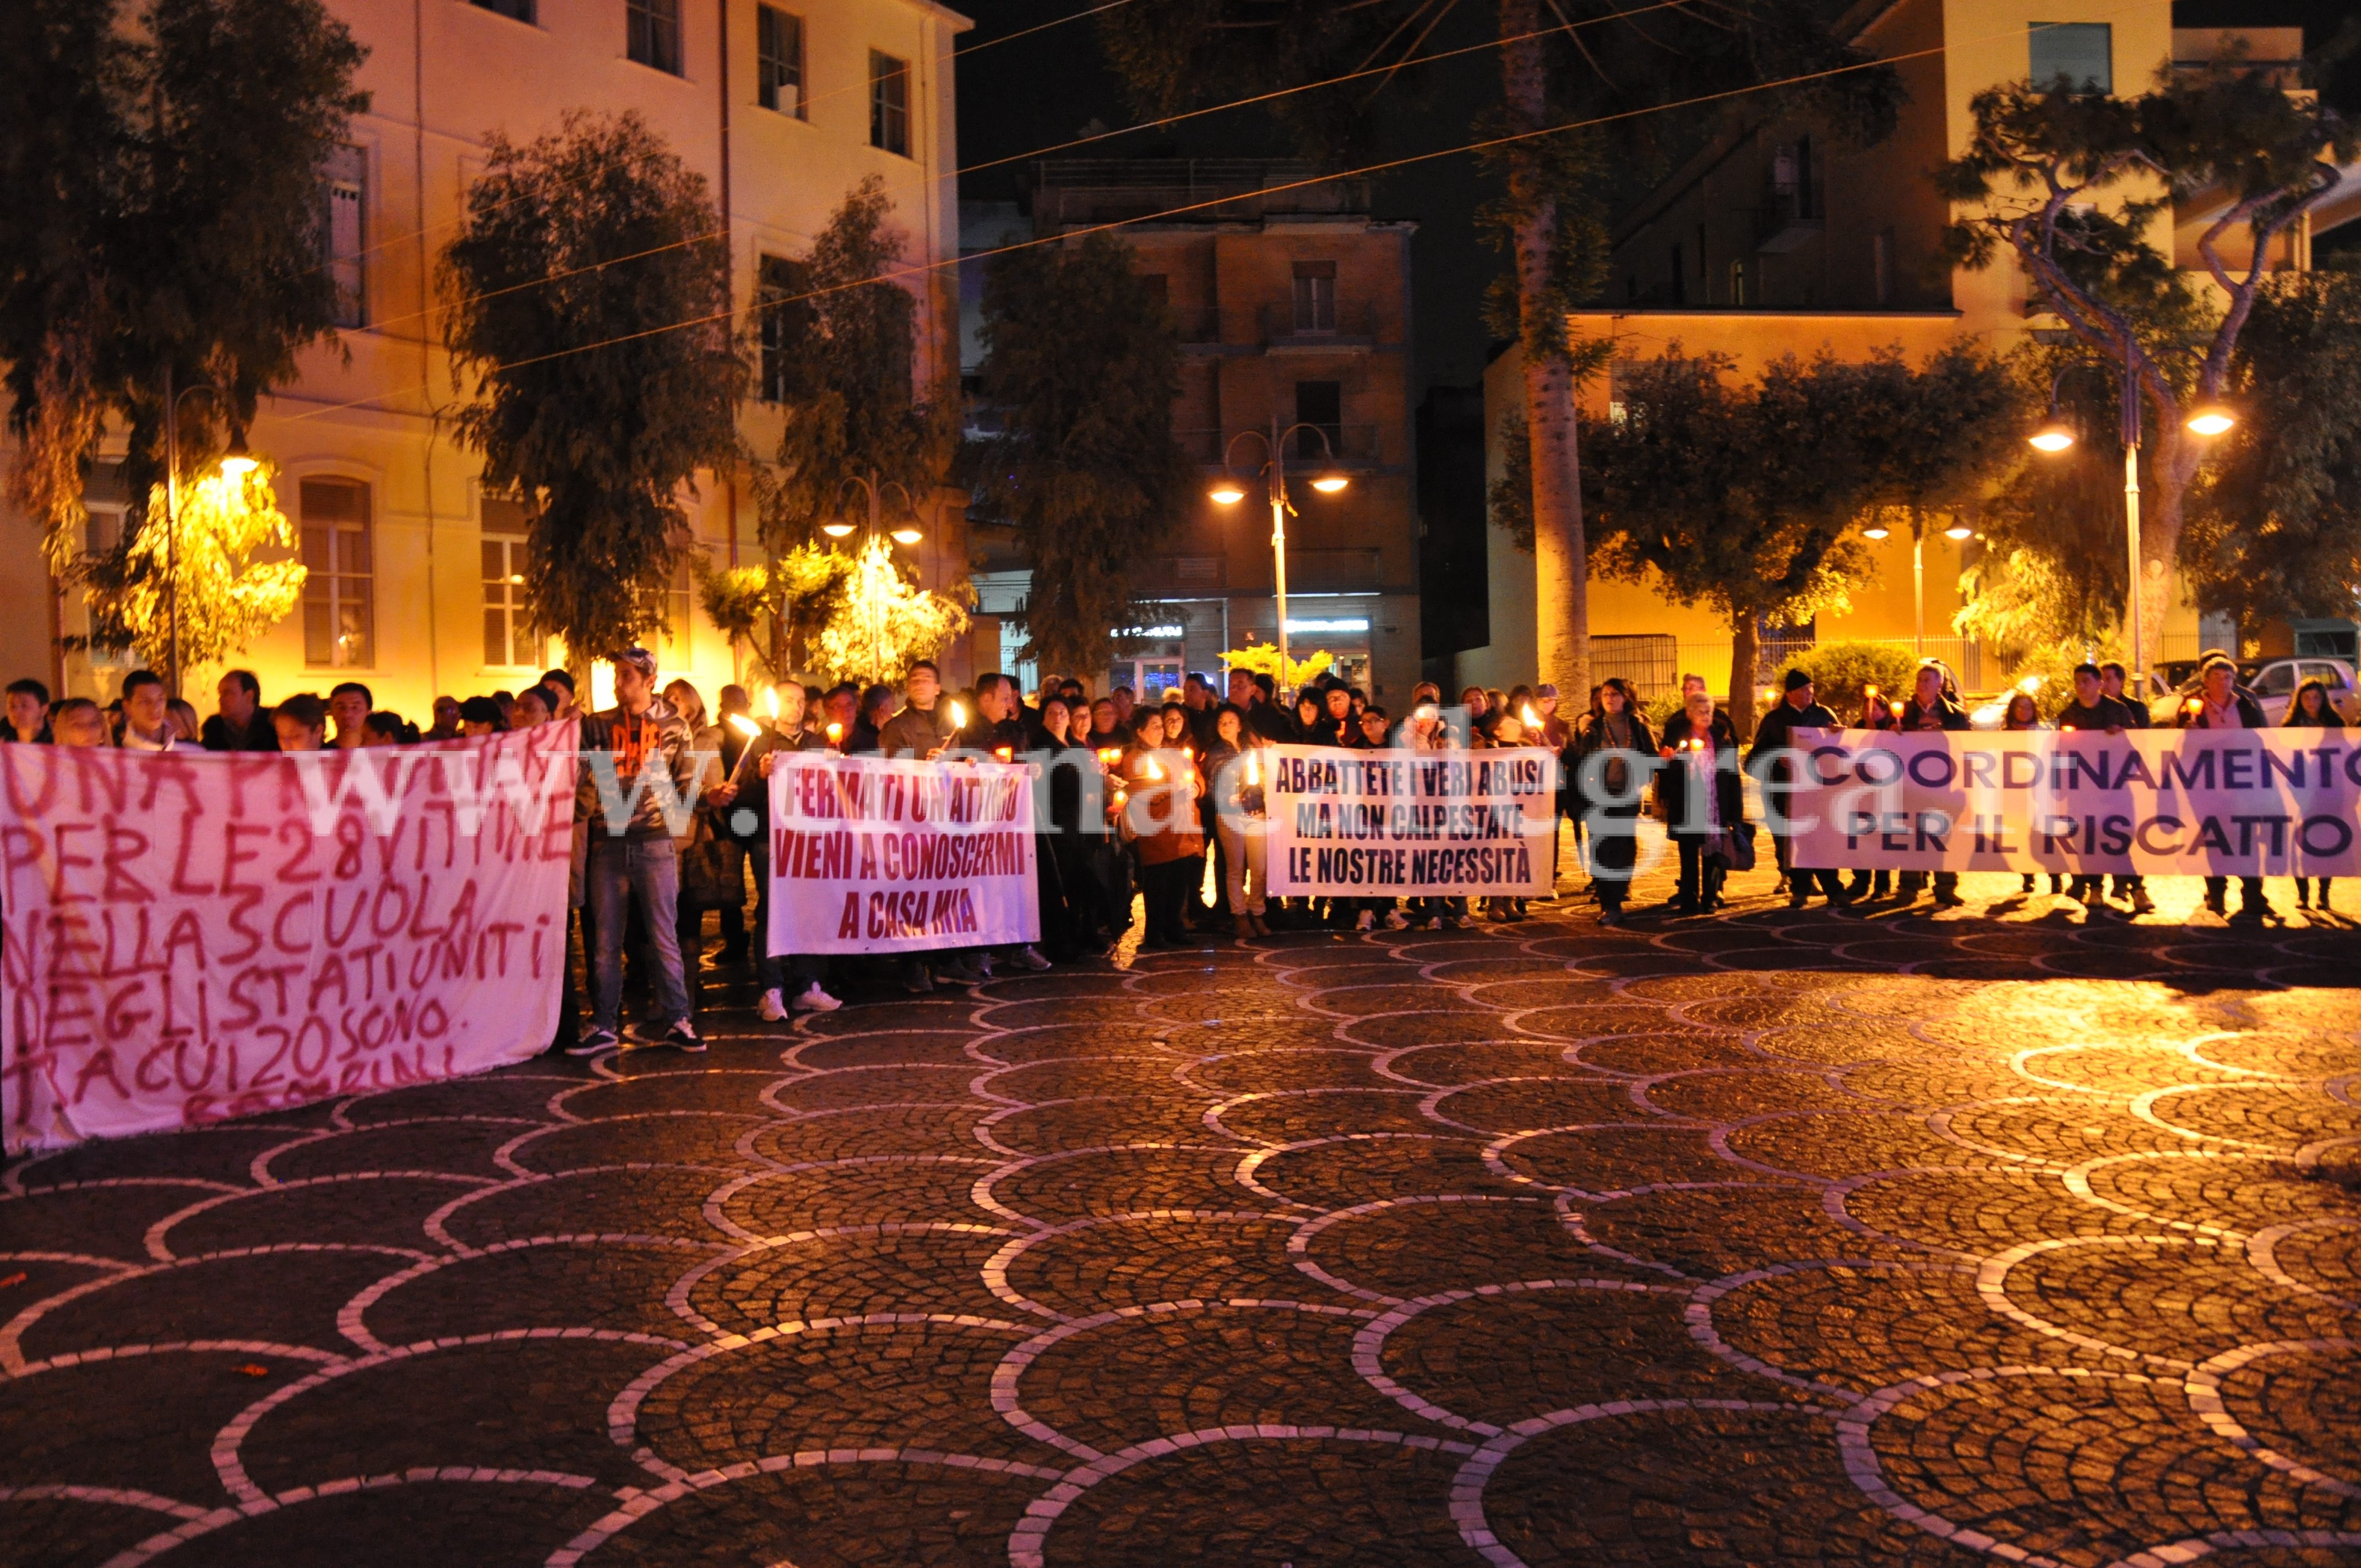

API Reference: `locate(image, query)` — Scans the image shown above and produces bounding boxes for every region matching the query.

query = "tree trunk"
[1728,609,1759,743]
[1500,0,1590,700]
[2141,425,2199,673]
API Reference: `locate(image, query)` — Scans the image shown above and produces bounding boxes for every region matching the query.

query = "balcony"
[1260,302,1382,352]
[1180,423,1382,467]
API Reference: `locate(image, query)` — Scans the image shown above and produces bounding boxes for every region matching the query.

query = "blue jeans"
[587,837,690,1032]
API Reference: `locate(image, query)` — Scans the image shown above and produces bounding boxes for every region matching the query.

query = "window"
[756,253,814,403]
[1873,226,1895,304]
[322,143,366,328]
[1294,380,1342,459]
[469,0,534,20]
[628,0,682,74]
[869,50,909,154]
[659,562,693,657]
[1772,135,1816,219]
[1728,260,1747,307]
[758,7,804,116]
[481,494,540,669]
[301,478,374,668]
[2030,23,2111,94]
[1292,261,1336,333]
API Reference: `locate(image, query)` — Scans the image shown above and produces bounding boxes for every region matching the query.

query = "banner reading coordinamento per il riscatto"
[1782,726,2361,876]
[1266,744,1557,897]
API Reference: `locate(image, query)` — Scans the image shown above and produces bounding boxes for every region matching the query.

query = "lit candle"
[994,745,1013,763]
[949,700,966,729]
[826,721,844,745]
[1889,700,1905,721]
[1244,754,1259,786]
[2060,723,2076,732]
[1144,759,1163,781]
[1521,703,1539,728]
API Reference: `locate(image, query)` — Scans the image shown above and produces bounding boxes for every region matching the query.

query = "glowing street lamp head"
[2184,404,2236,438]
[1944,523,1974,541]
[889,525,923,546]
[1861,523,1891,541]
[217,427,259,479]
[822,521,856,538]
[2028,420,2076,454]
[1309,472,1348,494]
[1207,480,1247,505]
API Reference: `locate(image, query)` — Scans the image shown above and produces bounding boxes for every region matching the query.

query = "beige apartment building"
[969,160,1423,704]
[1455,3,2348,697]
[0,0,972,717]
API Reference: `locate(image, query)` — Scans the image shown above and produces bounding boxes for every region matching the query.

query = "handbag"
[1717,821,1757,873]
[677,812,743,911]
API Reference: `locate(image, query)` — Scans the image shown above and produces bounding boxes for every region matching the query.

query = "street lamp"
[2029,358,2233,670]
[1207,418,1350,699]
[1860,510,1973,657]
[160,367,261,698]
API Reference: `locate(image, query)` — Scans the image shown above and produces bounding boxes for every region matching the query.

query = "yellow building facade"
[0,0,973,719]
[1454,2,2310,698]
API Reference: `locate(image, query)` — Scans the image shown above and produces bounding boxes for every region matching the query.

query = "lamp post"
[1207,419,1349,700]
[1859,511,1976,659]
[829,469,924,682]
[2028,353,2235,673]
[159,366,259,699]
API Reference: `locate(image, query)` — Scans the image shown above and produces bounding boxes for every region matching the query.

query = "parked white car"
[2151,657,2360,726]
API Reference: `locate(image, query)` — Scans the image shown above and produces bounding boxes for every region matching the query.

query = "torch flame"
[948,700,966,729]
[726,713,760,738]
[1521,703,1539,728]
[764,688,780,720]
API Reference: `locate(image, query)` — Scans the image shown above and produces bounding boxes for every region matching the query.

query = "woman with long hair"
[1570,678,1655,924]
[1123,706,1205,948]
[1657,687,1742,915]
[2285,678,2344,910]
[1204,703,1272,937]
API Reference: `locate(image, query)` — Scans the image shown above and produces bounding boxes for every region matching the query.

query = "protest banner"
[767,752,1038,953]
[1,726,577,1153]
[1264,745,1557,897]
[1781,726,2361,876]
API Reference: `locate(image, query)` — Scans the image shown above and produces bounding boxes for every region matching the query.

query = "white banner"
[766,753,1038,954]
[1,726,578,1153]
[1782,726,2361,875]
[1265,745,1557,897]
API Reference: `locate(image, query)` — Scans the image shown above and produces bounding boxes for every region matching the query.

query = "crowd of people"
[2,646,2343,1053]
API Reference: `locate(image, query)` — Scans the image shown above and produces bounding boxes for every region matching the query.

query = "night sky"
[951,0,2361,404]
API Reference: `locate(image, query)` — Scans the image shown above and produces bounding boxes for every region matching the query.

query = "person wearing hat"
[1745,669,1848,910]
[1890,662,1970,908]
[2178,655,2271,923]
[572,646,701,1054]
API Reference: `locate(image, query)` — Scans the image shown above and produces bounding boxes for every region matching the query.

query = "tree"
[694,548,854,683]
[1587,352,1876,737]
[1098,0,1897,696]
[2184,263,2361,629]
[757,176,953,545]
[1,0,367,654]
[73,463,306,669]
[811,538,968,687]
[441,111,741,669]
[1936,66,2358,667]
[975,233,1192,678]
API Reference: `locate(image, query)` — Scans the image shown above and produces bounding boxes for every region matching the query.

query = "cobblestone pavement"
[5,858,2360,1567]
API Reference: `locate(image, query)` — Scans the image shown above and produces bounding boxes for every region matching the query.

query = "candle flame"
[826,721,844,742]
[1144,759,1163,781]
[994,745,1013,762]
[726,713,760,738]
[1520,704,1539,727]
[948,700,966,729]
[1889,701,1905,720]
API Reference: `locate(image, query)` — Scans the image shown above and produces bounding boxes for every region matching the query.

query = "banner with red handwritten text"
[1,726,577,1153]
[766,752,1038,953]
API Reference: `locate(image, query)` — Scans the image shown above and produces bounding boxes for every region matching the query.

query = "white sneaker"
[1354,910,1376,932]
[1383,909,1407,929]
[757,988,788,1022]
[793,982,842,1013]
[1010,944,1052,972]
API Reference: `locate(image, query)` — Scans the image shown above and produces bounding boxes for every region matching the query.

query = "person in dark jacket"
[2179,656,2271,922]
[1660,688,1743,914]
[1889,663,1970,907]
[2052,663,2135,906]
[2098,662,2156,911]
[2283,677,2344,911]
[1570,678,1655,924]
[1747,669,1847,909]
[1842,681,1903,901]
[714,679,840,1017]
[4,677,53,744]
[199,669,276,752]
